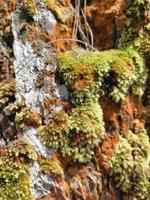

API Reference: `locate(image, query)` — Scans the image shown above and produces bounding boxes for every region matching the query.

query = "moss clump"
[9,138,38,161]
[64,102,104,162]
[119,0,150,57]
[0,157,34,200]
[4,96,25,116]
[44,0,73,23]
[4,96,42,132]
[0,79,16,109]
[0,142,35,200]
[38,110,69,149]
[57,48,147,104]
[38,47,147,162]
[38,103,104,163]
[23,0,37,16]
[109,130,150,199]
[39,157,64,176]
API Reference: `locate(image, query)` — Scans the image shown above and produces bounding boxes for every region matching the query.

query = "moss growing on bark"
[37,47,147,162]
[0,157,34,200]
[109,130,150,200]
[4,96,42,132]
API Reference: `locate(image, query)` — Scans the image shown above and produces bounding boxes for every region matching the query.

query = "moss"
[109,130,150,199]
[24,110,42,128]
[39,157,64,176]
[9,138,38,161]
[4,96,42,132]
[4,96,26,116]
[38,47,147,162]
[0,158,34,200]
[38,103,104,163]
[119,0,150,58]
[64,102,104,162]
[23,0,37,16]
[0,139,35,200]
[0,79,16,109]
[38,110,69,149]
[44,0,73,23]
[57,48,147,104]
[15,107,32,131]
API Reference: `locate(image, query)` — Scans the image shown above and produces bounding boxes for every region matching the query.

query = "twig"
[47,38,96,51]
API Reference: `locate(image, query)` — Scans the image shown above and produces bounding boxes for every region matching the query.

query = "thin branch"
[46,38,96,51]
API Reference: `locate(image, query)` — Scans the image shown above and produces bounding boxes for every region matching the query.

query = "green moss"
[109,130,150,199]
[38,103,104,163]
[39,157,64,176]
[119,0,150,57]
[15,107,31,131]
[38,47,147,163]
[0,158,33,200]
[57,48,147,103]
[38,110,69,149]
[64,102,104,162]
[0,137,37,199]
[68,102,104,162]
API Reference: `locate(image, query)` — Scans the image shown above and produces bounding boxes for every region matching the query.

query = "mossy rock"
[57,48,147,104]
[109,130,150,199]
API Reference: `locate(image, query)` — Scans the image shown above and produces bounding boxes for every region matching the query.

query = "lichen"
[57,48,147,103]
[109,130,150,199]
[39,156,64,176]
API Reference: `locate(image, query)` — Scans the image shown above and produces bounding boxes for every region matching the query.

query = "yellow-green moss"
[4,96,42,132]
[64,102,104,162]
[38,102,105,163]
[38,47,148,162]
[44,0,73,23]
[23,0,37,16]
[57,48,147,104]
[39,157,64,176]
[119,0,150,57]
[0,79,16,108]
[109,130,150,199]
[38,110,69,148]
[9,138,38,161]
[0,141,36,200]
